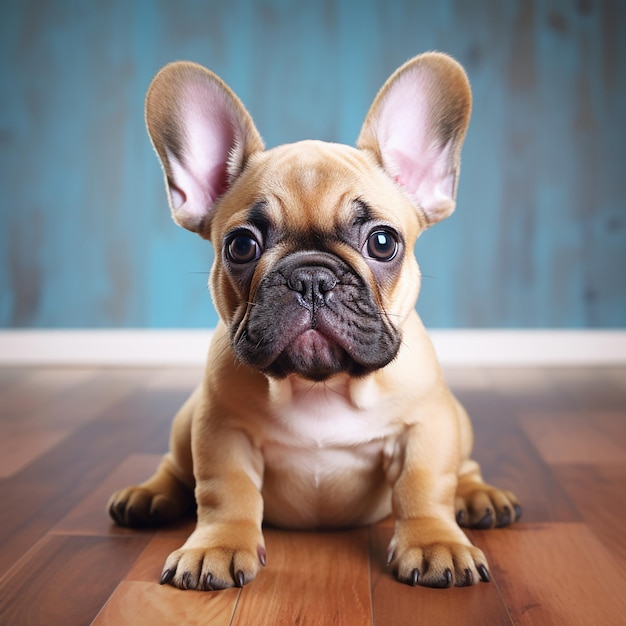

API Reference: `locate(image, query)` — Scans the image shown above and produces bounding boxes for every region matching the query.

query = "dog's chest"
[258,378,398,527]
[264,376,396,449]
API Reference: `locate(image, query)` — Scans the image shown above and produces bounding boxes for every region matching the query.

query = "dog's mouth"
[232,252,401,381]
[272,327,351,381]
[238,308,383,381]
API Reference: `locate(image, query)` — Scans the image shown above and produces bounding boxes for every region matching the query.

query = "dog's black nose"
[288,266,337,309]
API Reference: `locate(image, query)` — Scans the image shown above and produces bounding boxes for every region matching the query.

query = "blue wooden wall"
[1,0,624,329]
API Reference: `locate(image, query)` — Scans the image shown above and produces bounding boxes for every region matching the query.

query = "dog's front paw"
[387,519,490,588]
[160,525,266,591]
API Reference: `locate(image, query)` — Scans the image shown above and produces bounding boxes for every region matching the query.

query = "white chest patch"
[258,376,400,527]
[264,375,398,448]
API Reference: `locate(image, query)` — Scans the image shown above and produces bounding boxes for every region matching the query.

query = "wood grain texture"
[93,581,240,626]
[0,365,625,625]
[94,538,241,626]
[232,529,372,626]
[554,463,626,563]
[0,1,624,329]
[0,372,188,573]
[479,523,626,626]
[0,534,149,626]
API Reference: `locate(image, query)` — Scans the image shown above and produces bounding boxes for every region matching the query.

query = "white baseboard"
[0,329,624,367]
[0,329,214,367]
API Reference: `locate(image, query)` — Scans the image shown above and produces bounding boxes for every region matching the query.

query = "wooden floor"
[0,365,625,625]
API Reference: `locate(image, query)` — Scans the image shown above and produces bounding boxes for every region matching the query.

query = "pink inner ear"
[375,72,457,221]
[376,73,432,164]
[185,85,237,188]
[167,81,244,222]
[387,144,456,217]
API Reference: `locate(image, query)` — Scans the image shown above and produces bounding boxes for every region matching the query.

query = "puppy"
[109,52,521,590]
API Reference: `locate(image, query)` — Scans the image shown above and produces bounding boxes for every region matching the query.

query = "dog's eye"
[227,234,261,264]
[366,230,398,262]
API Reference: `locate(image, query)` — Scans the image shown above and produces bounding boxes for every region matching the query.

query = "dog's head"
[145,53,471,381]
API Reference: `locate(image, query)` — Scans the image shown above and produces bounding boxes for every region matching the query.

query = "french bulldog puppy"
[109,52,521,590]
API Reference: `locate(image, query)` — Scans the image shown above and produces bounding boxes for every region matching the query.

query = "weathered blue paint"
[0,0,624,328]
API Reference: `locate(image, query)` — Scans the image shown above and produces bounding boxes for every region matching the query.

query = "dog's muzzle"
[232,252,401,381]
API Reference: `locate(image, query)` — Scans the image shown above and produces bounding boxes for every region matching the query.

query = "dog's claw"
[235,570,245,587]
[110,500,127,526]
[386,547,396,567]
[410,568,420,586]
[514,504,523,521]
[476,509,494,529]
[477,564,490,583]
[160,569,175,586]
[497,506,511,527]
[257,546,267,567]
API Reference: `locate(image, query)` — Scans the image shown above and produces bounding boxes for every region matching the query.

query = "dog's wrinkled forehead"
[220,140,409,241]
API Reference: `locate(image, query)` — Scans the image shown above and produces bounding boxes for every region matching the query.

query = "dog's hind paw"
[455,483,522,529]
[108,484,193,528]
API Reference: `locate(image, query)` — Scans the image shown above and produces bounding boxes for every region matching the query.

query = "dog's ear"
[358,52,471,225]
[145,62,264,235]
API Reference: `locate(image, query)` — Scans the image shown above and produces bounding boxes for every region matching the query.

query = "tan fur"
[109,52,520,590]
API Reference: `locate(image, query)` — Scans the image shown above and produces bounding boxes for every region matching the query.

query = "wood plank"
[93,581,239,626]
[231,528,372,626]
[0,367,32,391]
[456,391,580,524]
[606,368,626,392]
[519,411,625,465]
[369,524,513,624]
[142,367,202,391]
[537,367,626,407]
[0,427,68,479]
[0,368,157,477]
[478,523,626,625]
[554,464,626,562]
[51,454,164,536]
[93,537,240,626]
[0,368,98,478]
[125,537,190,583]
[0,535,148,626]
[545,368,626,412]
[51,452,196,540]
[0,368,97,420]
[592,410,626,446]
[1,366,625,625]
[0,386,186,573]
[481,367,555,395]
